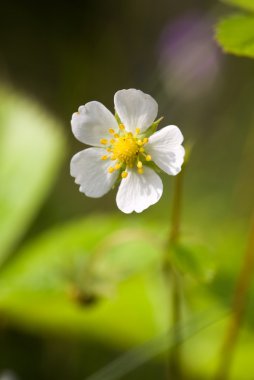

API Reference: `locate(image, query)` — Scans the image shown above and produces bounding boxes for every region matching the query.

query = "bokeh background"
[0,0,254,379]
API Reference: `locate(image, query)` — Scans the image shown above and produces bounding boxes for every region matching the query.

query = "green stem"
[215,217,254,380]
[163,168,185,379]
[169,166,184,245]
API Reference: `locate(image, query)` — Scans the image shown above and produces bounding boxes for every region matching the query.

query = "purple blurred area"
[158,11,223,101]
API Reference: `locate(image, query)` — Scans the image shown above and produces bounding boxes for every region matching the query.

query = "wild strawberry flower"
[70,89,185,213]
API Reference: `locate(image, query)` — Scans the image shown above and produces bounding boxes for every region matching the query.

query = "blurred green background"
[0,0,254,379]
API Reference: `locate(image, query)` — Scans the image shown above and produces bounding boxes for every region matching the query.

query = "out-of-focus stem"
[164,167,185,380]
[215,217,254,380]
[169,166,184,245]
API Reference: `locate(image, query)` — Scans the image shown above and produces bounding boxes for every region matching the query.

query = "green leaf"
[0,87,65,263]
[216,14,254,58]
[0,216,166,344]
[223,0,254,12]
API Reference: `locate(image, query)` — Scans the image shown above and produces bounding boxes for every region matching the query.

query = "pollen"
[109,128,115,134]
[108,167,115,173]
[146,155,152,161]
[119,124,125,130]
[137,161,143,169]
[100,138,108,145]
[101,155,108,160]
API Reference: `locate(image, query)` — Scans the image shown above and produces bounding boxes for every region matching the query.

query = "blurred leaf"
[223,0,254,11]
[0,87,65,263]
[0,216,166,345]
[216,14,254,58]
[170,242,215,282]
[85,308,229,380]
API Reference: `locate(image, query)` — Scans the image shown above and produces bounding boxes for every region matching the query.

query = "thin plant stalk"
[163,165,185,379]
[215,217,254,380]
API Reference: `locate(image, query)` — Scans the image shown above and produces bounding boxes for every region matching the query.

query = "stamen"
[114,163,122,170]
[101,155,108,160]
[121,171,128,178]
[105,128,151,176]
[100,138,108,145]
[109,128,115,134]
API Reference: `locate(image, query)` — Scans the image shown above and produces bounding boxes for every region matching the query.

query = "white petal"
[116,167,163,214]
[71,101,118,146]
[70,148,118,198]
[114,89,158,134]
[146,125,185,175]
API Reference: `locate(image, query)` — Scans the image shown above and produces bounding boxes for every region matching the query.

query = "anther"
[109,128,115,134]
[139,147,145,152]
[119,124,125,130]
[143,137,149,144]
[114,133,119,139]
[127,132,133,138]
[108,167,115,173]
[146,155,152,161]
[137,139,143,146]
[101,155,108,160]
[121,171,128,178]
[137,161,143,169]
[110,139,115,144]
[100,138,108,145]
[138,168,144,174]
[135,128,140,135]
[114,163,122,170]
[110,155,116,160]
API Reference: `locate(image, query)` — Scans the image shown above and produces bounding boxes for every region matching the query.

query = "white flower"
[70,89,185,214]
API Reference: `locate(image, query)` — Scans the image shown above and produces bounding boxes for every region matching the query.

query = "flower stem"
[163,167,185,379]
[215,217,254,380]
[170,167,184,245]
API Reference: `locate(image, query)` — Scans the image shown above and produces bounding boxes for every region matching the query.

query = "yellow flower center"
[112,136,139,166]
[100,124,152,178]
